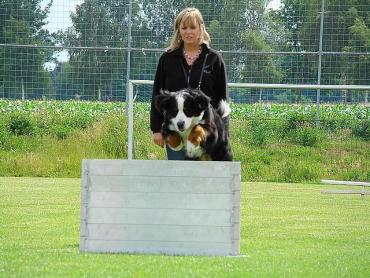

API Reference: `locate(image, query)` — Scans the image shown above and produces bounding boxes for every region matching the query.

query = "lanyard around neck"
[181,53,209,90]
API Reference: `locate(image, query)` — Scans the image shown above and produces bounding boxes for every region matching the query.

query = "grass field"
[0,177,369,277]
[1,100,369,182]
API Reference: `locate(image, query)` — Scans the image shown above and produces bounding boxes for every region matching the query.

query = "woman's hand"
[153,132,164,148]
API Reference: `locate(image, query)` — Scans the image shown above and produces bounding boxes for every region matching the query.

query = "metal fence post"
[128,81,134,160]
[316,0,325,127]
[125,0,133,109]
[126,0,133,160]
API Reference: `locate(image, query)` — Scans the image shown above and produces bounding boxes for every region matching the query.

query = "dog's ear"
[154,90,172,113]
[193,91,210,111]
[159,89,171,95]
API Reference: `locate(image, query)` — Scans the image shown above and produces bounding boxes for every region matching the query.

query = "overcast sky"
[41,0,83,33]
[267,0,282,11]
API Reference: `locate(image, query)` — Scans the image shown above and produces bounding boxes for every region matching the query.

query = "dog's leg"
[165,132,184,151]
[188,125,206,146]
[185,125,207,159]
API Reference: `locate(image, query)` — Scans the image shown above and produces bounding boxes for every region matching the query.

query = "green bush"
[290,126,323,147]
[283,113,312,133]
[8,113,34,135]
[249,119,275,146]
[341,169,361,181]
[0,122,9,146]
[281,162,320,183]
[250,125,270,146]
[69,114,95,129]
[351,120,370,141]
[101,113,128,158]
[50,125,74,140]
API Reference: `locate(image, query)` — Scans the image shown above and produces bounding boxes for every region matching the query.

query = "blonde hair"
[168,7,210,51]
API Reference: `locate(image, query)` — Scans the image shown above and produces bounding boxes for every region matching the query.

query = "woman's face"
[179,19,200,47]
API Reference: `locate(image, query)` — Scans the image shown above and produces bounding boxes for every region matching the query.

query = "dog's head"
[154,89,210,133]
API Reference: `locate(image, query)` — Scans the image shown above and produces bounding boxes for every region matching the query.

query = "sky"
[41,0,83,33]
[267,0,282,11]
[41,0,83,68]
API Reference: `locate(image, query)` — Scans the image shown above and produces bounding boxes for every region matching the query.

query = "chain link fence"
[0,0,369,103]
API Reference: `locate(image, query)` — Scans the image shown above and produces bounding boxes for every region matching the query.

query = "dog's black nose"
[177,121,185,131]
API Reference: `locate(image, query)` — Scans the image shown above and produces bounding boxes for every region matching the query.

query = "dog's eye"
[168,109,178,117]
[183,107,192,115]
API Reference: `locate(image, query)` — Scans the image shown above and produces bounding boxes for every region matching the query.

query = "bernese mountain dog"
[154,88,233,161]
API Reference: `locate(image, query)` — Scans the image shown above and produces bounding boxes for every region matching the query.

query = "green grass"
[2,113,369,183]
[0,100,369,182]
[0,177,369,277]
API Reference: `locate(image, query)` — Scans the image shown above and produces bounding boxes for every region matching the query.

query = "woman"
[150,7,229,160]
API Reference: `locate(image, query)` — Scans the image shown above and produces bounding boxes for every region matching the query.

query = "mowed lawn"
[0,177,369,277]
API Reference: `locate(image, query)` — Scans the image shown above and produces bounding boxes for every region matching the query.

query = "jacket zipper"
[187,57,199,87]
[181,58,194,88]
[181,54,209,89]
[187,65,192,86]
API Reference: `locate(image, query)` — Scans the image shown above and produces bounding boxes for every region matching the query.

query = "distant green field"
[0,100,369,182]
[0,177,369,277]
[0,99,368,126]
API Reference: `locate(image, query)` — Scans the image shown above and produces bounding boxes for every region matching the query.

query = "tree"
[0,0,53,99]
[275,0,369,88]
[206,0,283,83]
[345,15,369,86]
[236,30,282,83]
[61,0,128,100]
[50,62,82,100]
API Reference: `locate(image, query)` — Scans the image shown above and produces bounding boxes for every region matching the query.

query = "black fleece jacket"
[150,43,228,133]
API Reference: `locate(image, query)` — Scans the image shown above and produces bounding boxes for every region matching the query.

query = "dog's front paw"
[187,125,206,146]
[166,133,183,151]
[185,141,205,159]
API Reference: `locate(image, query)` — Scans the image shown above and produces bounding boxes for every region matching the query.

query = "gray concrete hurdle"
[80,159,241,256]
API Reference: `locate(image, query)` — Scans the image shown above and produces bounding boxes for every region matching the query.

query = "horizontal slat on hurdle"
[87,159,238,178]
[86,224,239,242]
[87,207,234,226]
[84,239,239,256]
[321,179,370,187]
[90,175,238,193]
[89,191,236,210]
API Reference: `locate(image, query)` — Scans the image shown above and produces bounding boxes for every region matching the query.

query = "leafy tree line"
[273,0,369,94]
[0,0,368,101]
[0,0,53,99]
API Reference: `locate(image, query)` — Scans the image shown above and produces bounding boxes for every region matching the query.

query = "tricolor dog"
[154,88,232,161]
